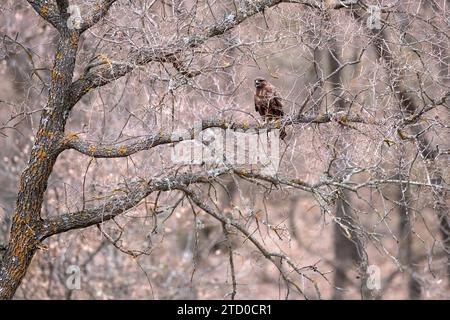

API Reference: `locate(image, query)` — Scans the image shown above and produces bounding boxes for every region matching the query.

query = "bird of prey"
[254,77,286,139]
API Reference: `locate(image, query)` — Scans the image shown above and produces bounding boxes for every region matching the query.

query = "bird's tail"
[280,127,287,140]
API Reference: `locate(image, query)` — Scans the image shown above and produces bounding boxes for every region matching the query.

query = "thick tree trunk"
[0,30,79,299]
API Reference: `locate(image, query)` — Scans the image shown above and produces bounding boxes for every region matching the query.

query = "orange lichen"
[291,178,304,185]
[37,128,46,137]
[273,120,281,129]
[28,163,36,173]
[383,138,395,146]
[117,146,127,155]
[40,5,49,16]
[87,145,97,155]
[36,148,47,161]
[99,53,111,65]
[83,86,92,93]
[51,69,61,80]
[65,133,79,140]
[25,227,34,237]
[70,33,79,47]
[338,115,348,124]
[397,128,409,140]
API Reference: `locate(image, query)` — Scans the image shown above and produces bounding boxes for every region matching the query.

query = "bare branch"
[68,0,327,107]
[62,113,373,158]
[55,0,68,15]
[181,187,324,299]
[26,0,66,31]
[40,167,232,237]
[79,0,118,33]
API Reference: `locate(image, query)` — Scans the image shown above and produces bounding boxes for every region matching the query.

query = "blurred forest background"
[0,0,449,299]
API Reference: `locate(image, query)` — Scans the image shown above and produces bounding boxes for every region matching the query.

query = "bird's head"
[254,77,267,89]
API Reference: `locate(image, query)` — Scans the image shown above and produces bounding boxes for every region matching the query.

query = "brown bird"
[254,77,286,139]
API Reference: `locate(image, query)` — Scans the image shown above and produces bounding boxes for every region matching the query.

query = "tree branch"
[180,186,325,299]
[40,167,232,237]
[27,0,67,31]
[79,0,118,33]
[55,0,68,15]
[62,113,372,158]
[67,0,315,108]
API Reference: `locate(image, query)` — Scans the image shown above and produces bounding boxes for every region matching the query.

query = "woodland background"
[0,0,449,299]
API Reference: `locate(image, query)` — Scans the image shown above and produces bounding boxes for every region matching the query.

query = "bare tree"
[0,0,449,300]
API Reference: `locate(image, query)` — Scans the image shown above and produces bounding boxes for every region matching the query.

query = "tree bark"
[0,24,79,299]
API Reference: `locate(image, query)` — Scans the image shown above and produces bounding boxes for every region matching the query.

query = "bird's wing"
[272,90,284,111]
